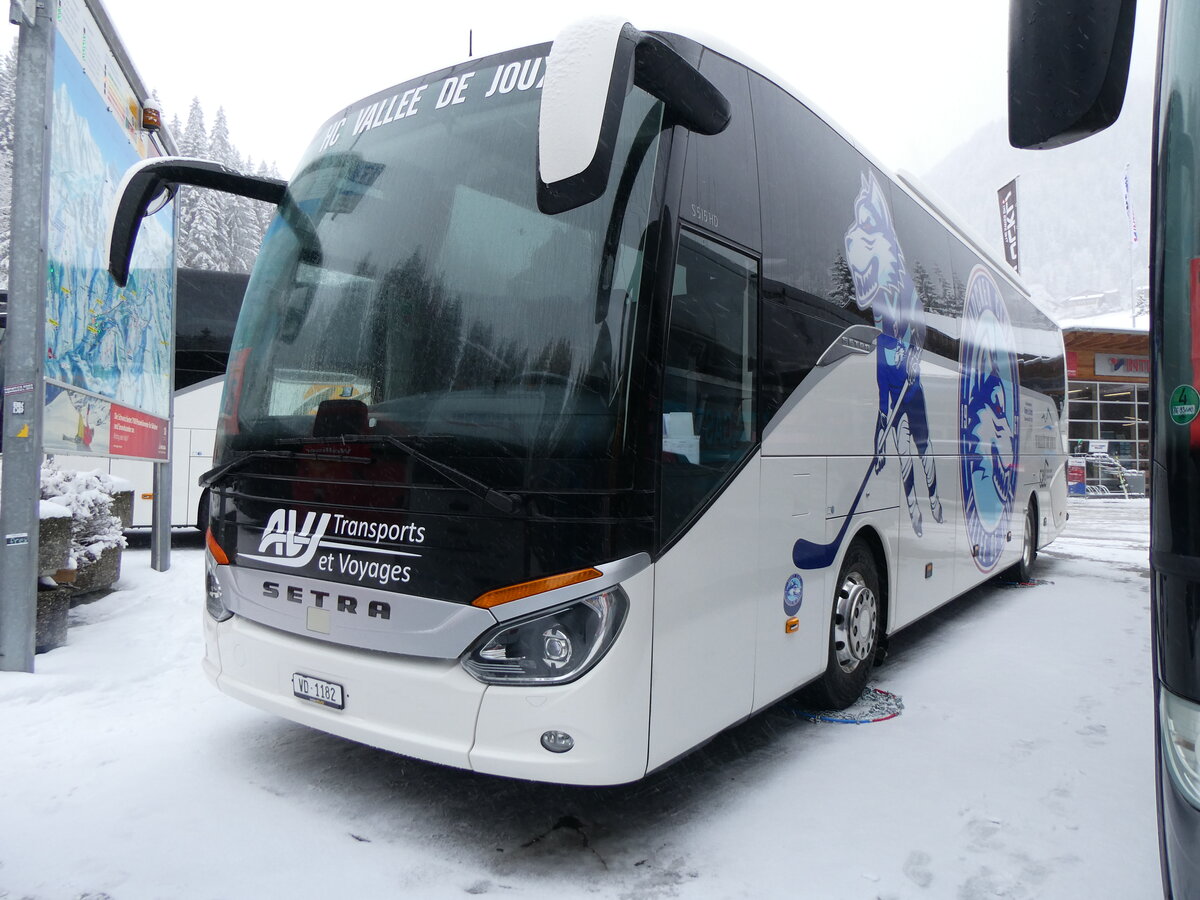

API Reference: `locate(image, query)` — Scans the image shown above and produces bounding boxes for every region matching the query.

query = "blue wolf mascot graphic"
[844,172,943,536]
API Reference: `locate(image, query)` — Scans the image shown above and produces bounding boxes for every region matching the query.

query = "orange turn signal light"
[473,568,603,609]
[206,528,230,565]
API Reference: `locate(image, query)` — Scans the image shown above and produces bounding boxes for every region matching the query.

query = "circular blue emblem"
[959,266,1020,572]
[783,574,804,616]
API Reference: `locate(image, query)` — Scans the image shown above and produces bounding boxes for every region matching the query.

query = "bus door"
[649,229,761,770]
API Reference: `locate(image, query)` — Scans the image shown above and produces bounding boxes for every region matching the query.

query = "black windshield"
[220,47,664,478]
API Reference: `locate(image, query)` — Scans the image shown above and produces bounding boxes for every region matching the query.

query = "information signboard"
[42,0,174,461]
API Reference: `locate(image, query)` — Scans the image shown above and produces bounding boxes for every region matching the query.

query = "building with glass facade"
[1062,312,1149,494]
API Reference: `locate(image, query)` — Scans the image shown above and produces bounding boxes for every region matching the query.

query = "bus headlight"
[462,587,628,685]
[205,558,232,622]
[1162,687,1200,810]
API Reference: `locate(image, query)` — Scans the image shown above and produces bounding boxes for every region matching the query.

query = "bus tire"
[1009,501,1038,583]
[804,541,880,710]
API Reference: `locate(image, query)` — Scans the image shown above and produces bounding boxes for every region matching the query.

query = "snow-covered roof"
[1060,310,1149,334]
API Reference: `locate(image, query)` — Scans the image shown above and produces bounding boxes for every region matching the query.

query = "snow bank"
[38,456,127,567]
[0,499,1160,898]
[38,498,72,519]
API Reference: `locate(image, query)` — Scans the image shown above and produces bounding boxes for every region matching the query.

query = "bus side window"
[759,298,846,428]
[681,51,759,249]
[660,230,758,542]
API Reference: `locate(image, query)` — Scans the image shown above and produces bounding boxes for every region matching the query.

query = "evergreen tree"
[0,85,276,280]
[247,158,281,259]
[911,262,933,307]
[169,102,279,272]
[828,252,856,308]
[176,99,219,268]
[931,265,954,314]
[177,98,206,160]
[207,107,255,272]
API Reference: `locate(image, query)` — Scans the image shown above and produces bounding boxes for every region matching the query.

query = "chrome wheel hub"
[834,571,877,673]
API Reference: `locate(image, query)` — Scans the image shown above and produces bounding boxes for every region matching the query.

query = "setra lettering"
[261,582,390,619]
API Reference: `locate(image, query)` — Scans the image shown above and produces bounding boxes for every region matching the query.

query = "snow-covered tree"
[176,99,221,269]
[248,158,281,255]
[0,73,279,282]
[207,107,255,272]
[169,99,278,272]
[828,252,855,308]
[177,96,207,159]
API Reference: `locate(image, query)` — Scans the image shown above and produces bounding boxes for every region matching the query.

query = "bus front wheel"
[804,541,880,710]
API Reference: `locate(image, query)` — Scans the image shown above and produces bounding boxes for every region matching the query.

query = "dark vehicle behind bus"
[1009,1,1200,896]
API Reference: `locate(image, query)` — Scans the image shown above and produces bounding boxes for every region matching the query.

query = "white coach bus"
[108,20,1067,785]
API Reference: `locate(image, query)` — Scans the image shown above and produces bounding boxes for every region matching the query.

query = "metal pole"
[0,0,54,673]
[149,457,171,569]
[1122,162,1143,328]
[149,202,178,572]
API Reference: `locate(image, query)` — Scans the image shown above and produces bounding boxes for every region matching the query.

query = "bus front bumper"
[201,592,653,785]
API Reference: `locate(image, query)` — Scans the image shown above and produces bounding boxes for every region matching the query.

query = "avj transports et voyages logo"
[959,266,1020,572]
[241,507,424,587]
[245,509,333,568]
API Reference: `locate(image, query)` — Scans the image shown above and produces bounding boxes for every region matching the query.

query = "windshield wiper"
[278,434,524,514]
[198,448,371,488]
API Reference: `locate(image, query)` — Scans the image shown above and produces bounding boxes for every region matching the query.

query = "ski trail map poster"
[43,0,174,461]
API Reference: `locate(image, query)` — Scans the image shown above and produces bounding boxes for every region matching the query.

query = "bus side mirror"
[1007,0,1136,149]
[108,156,287,286]
[538,18,730,214]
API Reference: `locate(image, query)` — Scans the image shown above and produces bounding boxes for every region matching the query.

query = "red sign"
[1067,458,1086,495]
[1067,351,1078,378]
[1095,355,1150,377]
[109,403,169,460]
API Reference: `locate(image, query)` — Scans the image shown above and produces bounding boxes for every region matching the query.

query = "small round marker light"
[540,730,575,753]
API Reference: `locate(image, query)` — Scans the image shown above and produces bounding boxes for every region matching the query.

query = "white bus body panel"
[204,613,484,770]
[753,455,830,713]
[890,356,965,629]
[205,565,657,785]
[648,458,760,770]
[1039,466,1070,549]
[470,565,655,785]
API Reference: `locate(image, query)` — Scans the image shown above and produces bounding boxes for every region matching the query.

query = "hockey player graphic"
[844,172,943,536]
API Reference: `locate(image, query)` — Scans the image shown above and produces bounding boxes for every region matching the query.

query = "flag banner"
[1123,165,1139,245]
[997,179,1019,272]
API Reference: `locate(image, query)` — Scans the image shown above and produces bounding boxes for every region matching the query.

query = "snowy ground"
[0,499,1157,899]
